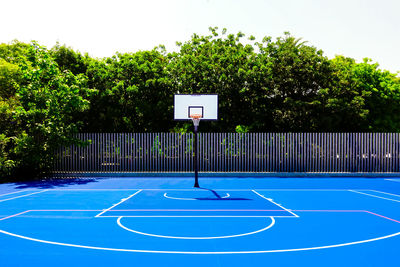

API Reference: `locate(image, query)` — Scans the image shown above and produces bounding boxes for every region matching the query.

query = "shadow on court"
[197,187,252,201]
[13,178,99,189]
[194,198,251,201]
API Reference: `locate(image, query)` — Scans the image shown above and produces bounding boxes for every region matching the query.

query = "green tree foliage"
[0,42,90,178]
[169,27,259,132]
[168,29,340,132]
[0,29,400,179]
[50,43,89,75]
[0,41,30,177]
[0,59,22,98]
[0,41,29,99]
[83,49,172,132]
[16,43,90,176]
[352,59,400,131]
[0,40,30,63]
[253,32,334,131]
[0,97,20,176]
[319,56,400,131]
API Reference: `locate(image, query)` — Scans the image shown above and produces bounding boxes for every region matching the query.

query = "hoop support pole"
[193,125,199,188]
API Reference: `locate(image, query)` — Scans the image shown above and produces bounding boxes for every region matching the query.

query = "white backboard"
[174,94,218,120]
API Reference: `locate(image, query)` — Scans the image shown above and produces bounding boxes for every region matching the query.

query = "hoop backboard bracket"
[174,94,218,121]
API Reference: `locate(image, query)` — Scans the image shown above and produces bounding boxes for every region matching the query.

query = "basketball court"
[2,94,400,266]
[1,177,400,266]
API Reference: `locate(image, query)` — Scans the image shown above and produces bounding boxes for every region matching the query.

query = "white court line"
[349,190,400,203]
[1,228,399,254]
[0,210,104,221]
[117,216,275,239]
[47,189,367,191]
[385,179,400,183]
[0,190,48,203]
[0,210,31,221]
[164,193,195,201]
[368,190,400,198]
[0,189,30,197]
[252,190,299,218]
[99,215,296,218]
[95,190,142,217]
[163,192,230,201]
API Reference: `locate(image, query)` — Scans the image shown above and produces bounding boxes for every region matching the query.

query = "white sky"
[1,0,399,73]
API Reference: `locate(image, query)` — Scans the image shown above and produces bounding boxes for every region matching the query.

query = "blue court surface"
[1,177,400,267]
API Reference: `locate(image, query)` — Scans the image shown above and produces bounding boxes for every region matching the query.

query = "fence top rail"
[54,132,400,173]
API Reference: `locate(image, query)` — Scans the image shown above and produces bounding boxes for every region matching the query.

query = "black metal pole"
[194,125,199,188]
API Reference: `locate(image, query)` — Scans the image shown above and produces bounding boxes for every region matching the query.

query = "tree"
[0,97,21,177]
[50,43,89,75]
[0,59,22,98]
[13,42,90,176]
[168,27,258,132]
[82,49,172,132]
[316,56,371,131]
[0,40,29,99]
[319,56,400,132]
[255,32,334,131]
[353,59,400,131]
[0,40,30,64]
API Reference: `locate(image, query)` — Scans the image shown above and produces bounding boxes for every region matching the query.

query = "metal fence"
[53,133,400,173]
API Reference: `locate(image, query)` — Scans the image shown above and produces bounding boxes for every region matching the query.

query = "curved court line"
[1,228,400,254]
[163,193,196,201]
[163,193,230,201]
[117,216,274,239]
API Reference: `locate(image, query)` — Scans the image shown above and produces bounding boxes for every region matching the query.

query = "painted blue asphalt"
[0,177,400,267]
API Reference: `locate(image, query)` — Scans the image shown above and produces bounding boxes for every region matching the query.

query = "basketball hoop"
[190,114,202,127]
[174,94,218,189]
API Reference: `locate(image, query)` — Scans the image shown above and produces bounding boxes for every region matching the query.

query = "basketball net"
[190,114,202,127]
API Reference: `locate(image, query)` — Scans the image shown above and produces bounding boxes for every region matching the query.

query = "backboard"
[174,94,218,120]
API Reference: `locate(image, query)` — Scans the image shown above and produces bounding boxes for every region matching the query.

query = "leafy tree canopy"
[0,28,399,179]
